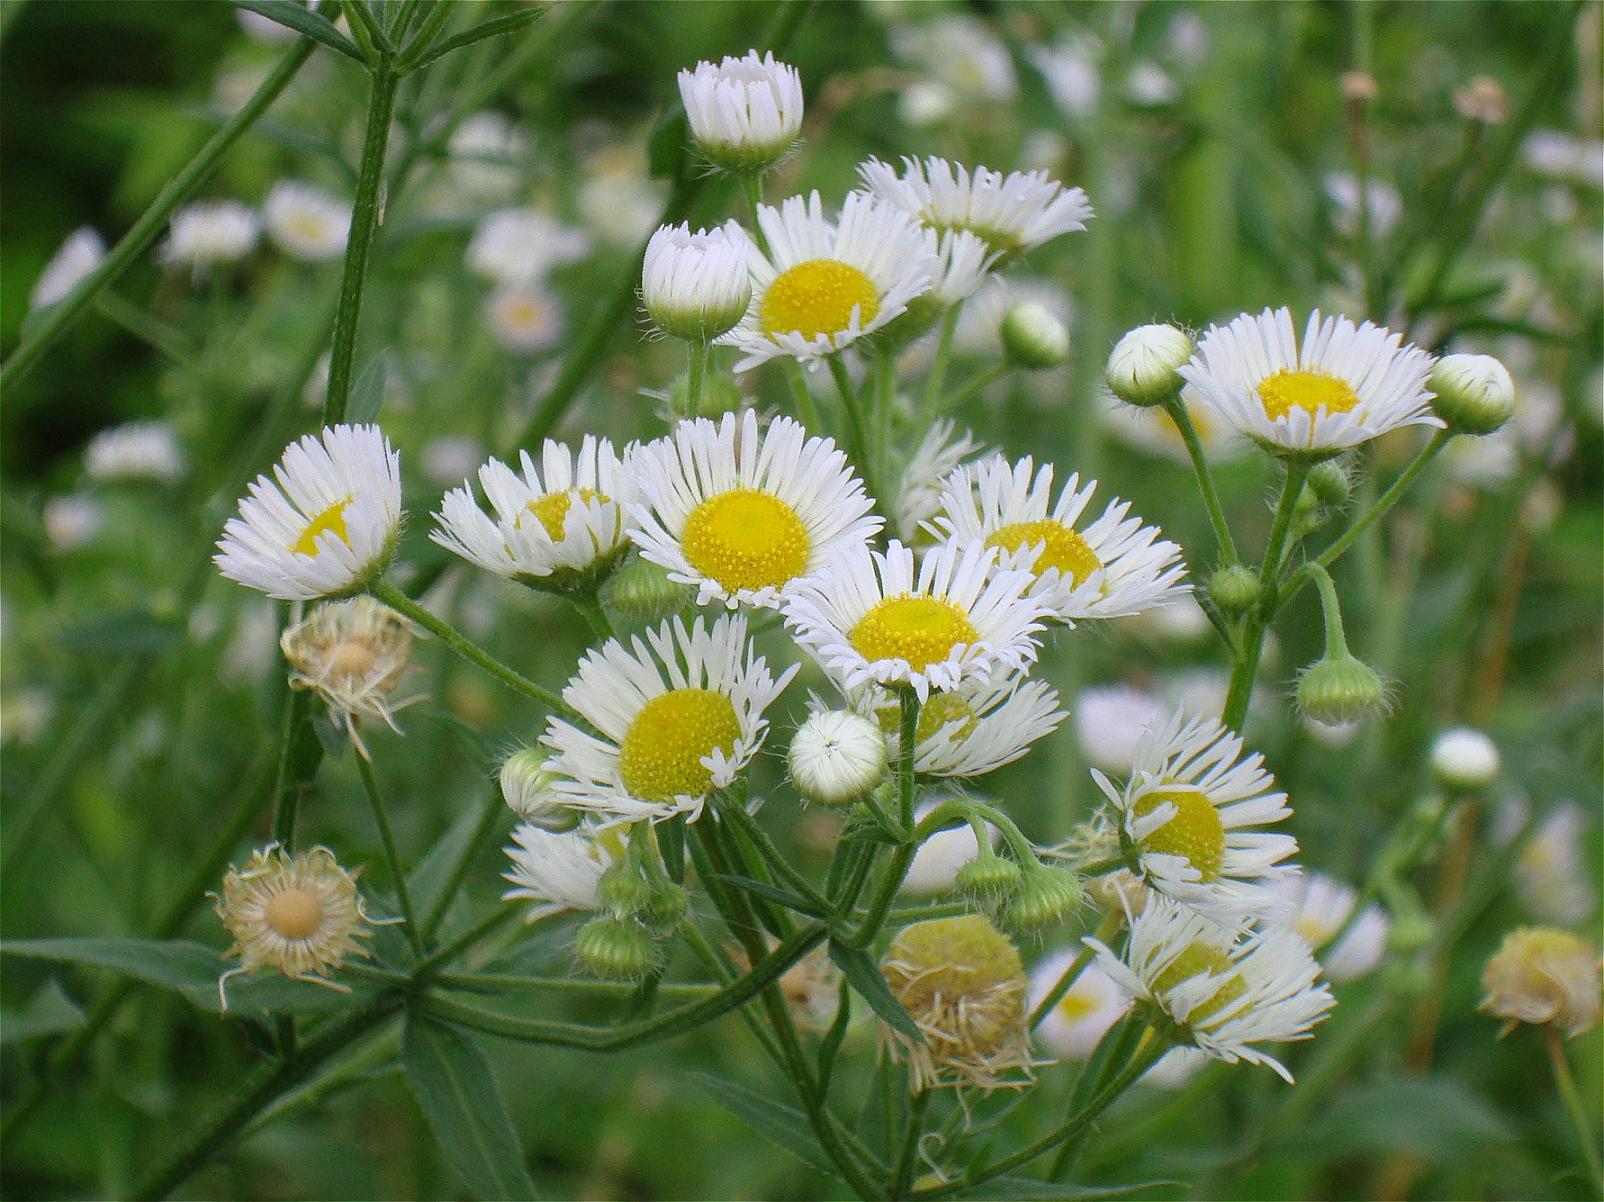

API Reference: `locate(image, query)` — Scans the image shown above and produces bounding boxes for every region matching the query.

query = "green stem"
[569,591,614,640]
[1162,395,1237,564]
[1029,910,1120,1029]
[740,173,771,257]
[354,753,424,957]
[850,691,920,945]
[324,64,400,422]
[1221,461,1308,732]
[893,1088,930,1198]
[922,306,960,412]
[782,358,825,431]
[872,349,896,493]
[1545,1024,1604,1193]
[683,339,709,420]
[370,578,571,714]
[270,687,322,848]
[94,293,200,369]
[1306,563,1350,657]
[829,355,877,496]
[939,362,1009,414]
[0,36,315,392]
[715,794,832,914]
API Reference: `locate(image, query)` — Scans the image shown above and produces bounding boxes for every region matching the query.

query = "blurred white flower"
[891,15,1017,105]
[486,285,565,354]
[1514,804,1595,925]
[1324,173,1402,238]
[30,227,104,310]
[420,435,487,486]
[264,180,350,262]
[448,111,528,197]
[1268,873,1390,982]
[1125,62,1177,106]
[44,494,104,550]
[898,81,954,127]
[1028,35,1102,121]
[466,208,590,285]
[1429,726,1500,790]
[85,420,186,484]
[1030,955,1129,1060]
[953,277,1073,359]
[1075,685,1168,777]
[1522,130,1604,186]
[579,146,664,245]
[161,201,260,270]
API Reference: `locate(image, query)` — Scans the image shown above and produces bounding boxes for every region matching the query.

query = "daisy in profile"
[1179,308,1439,457]
[627,409,880,609]
[540,613,796,821]
[84,420,186,484]
[1089,894,1334,1081]
[1029,956,1130,1060]
[784,538,1046,700]
[1267,872,1390,983]
[858,156,1093,256]
[1095,710,1298,919]
[640,220,752,343]
[215,424,401,601]
[854,675,1065,777]
[720,191,935,371]
[931,455,1188,623]
[502,821,623,922]
[677,50,804,175]
[432,436,632,592]
[264,179,350,262]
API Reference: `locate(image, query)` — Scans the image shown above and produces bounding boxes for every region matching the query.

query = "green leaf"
[346,354,388,424]
[59,610,183,656]
[709,874,827,918]
[828,938,922,1043]
[1288,1078,1514,1164]
[648,110,691,181]
[0,938,377,1018]
[980,1177,1179,1199]
[402,7,544,72]
[694,1074,841,1180]
[402,1014,539,1200]
[233,0,366,61]
[0,978,85,1045]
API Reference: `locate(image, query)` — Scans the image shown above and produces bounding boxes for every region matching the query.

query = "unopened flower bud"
[1001,302,1070,370]
[1480,927,1601,1037]
[678,51,804,176]
[1308,460,1351,508]
[575,915,657,979]
[499,747,578,830]
[1000,866,1083,934]
[641,221,752,342]
[789,711,887,806]
[1207,564,1260,613]
[1295,653,1389,724]
[598,861,657,918]
[953,846,1024,905]
[1429,353,1515,435]
[604,555,695,624]
[640,879,690,931]
[1429,726,1500,791]
[1105,323,1193,407]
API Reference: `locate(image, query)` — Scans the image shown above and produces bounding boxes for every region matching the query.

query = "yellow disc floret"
[264,888,323,941]
[292,496,353,556]
[1257,369,1361,421]
[1152,942,1247,1024]
[524,487,609,541]
[1132,787,1226,881]
[850,595,980,672]
[987,520,1101,585]
[681,489,811,592]
[618,688,742,801]
[761,258,880,341]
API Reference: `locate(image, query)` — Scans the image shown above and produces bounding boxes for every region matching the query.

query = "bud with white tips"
[499,747,579,830]
[1429,726,1500,791]
[677,50,804,176]
[1000,301,1069,370]
[641,221,752,342]
[789,711,888,807]
[1105,323,1193,407]
[1429,354,1516,435]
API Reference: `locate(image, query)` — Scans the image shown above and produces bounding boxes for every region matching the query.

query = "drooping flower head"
[502,821,624,922]
[540,613,796,821]
[1479,927,1601,1038]
[1179,308,1439,457]
[858,156,1093,256]
[931,455,1188,623]
[627,410,880,609]
[280,596,416,759]
[215,424,401,601]
[677,50,804,174]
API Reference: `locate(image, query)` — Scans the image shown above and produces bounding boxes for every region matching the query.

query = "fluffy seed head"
[1107,323,1194,407]
[1429,353,1516,435]
[280,596,414,759]
[1479,927,1601,1038]
[789,710,888,806]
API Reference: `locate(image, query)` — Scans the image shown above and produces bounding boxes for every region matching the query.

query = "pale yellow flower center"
[523,487,609,541]
[264,887,323,940]
[1152,942,1247,1023]
[505,295,547,329]
[1294,914,1339,948]
[618,688,741,801]
[1132,787,1225,881]
[987,519,1101,585]
[681,489,810,592]
[287,212,332,243]
[761,258,879,341]
[1257,369,1361,421]
[878,690,978,741]
[850,595,980,672]
[1056,989,1099,1022]
[291,496,353,556]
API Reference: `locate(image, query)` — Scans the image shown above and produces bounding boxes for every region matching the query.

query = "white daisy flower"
[923,227,998,304]
[1267,873,1390,983]
[892,419,987,543]
[30,226,104,310]
[626,409,880,610]
[1513,804,1595,925]
[931,455,1188,623]
[640,220,752,341]
[1179,307,1439,456]
[44,494,104,551]
[215,424,401,601]
[501,821,622,922]
[1075,684,1168,777]
[465,207,591,285]
[785,539,1045,701]
[1095,710,1298,920]
[858,156,1093,256]
[677,50,804,174]
[485,284,565,354]
[448,111,528,197]
[1030,955,1130,1060]
[161,200,260,270]
[264,179,350,262]
[540,613,796,822]
[855,675,1065,778]
[720,191,936,371]
[431,436,633,589]
[1088,893,1335,1081]
[84,420,186,484]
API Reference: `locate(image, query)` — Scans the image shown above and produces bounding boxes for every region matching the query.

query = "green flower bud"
[575,915,657,980]
[1105,323,1193,407]
[1308,460,1351,508]
[640,879,690,931]
[999,866,1082,934]
[1428,353,1515,435]
[1001,302,1070,370]
[598,862,656,918]
[953,846,1024,906]
[1295,652,1389,724]
[1207,564,1261,613]
[604,555,695,625]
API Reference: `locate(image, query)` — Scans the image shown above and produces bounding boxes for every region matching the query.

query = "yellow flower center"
[1294,914,1338,948]
[291,496,353,556]
[523,487,609,541]
[987,520,1102,585]
[618,688,741,801]
[1152,942,1247,1024]
[264,887,322,940]
[505,296,546,328]
[1132,787,1225,881]
[1256,369,1361,421]
[761,258,880,341]
[1056,989,1098,1023]
[680,489,811,593]
[850,595,980,672]
[879,690,979,742]
[288,212,332,243]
